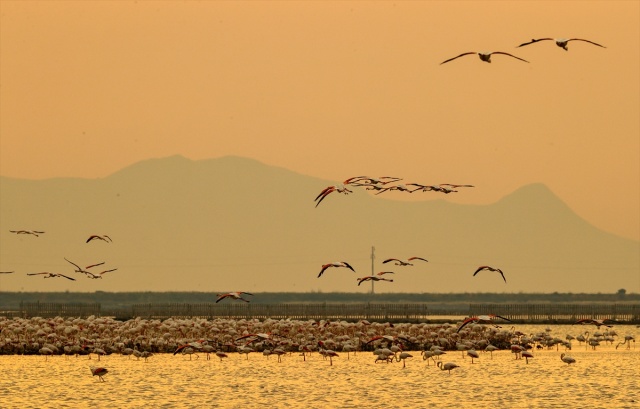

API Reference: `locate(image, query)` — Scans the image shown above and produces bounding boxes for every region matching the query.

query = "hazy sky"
[1,1,639,241]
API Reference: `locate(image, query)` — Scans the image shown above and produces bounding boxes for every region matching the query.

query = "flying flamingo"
[560,353,576,365]
[357,276,393,286]
[27,272,76,281]
[573,318,617,328]
[90,366,108,381]
[473,266,507,283]
[440,51,529,65]
[86,234,112,243]
[64,258,105,275]
[376,271,395,276]
[437,361,460,374]
[517,37,606,51]
[10,230,44,237]
[216,292,253,303]
[439,183,475,189]
[382,257,428,266]
[0,271,15,274]
[456,314,511,332]
[314,184,353,207]
[318,261,355,278]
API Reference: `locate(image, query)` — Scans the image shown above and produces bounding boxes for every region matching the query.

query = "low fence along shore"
[8,301,640,324]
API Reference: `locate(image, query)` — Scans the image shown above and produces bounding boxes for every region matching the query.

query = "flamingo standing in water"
[522,351,534,364]
[560,353,576,365]
[318,262,355,278]
[466,349,480,364]
[90,366,108,381]
[324,350,339,366]
[440,51,529,65]
[216,292,253,303]
[517,37,606,51]
[437,361,460,374]
[473,266,507,283]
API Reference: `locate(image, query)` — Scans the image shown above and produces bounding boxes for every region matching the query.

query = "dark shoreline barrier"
[7,301,640,324]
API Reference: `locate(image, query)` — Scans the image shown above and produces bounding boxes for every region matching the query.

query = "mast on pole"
[370,246,375,294]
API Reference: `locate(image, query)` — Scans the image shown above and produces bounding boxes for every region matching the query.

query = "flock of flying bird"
[440,36,605,64]
[1,230,117,281]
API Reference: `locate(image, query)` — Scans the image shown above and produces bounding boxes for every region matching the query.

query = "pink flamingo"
[437,361,460,374]
[86,235,112,243]
[216,292,253,303]
[473,265,507,283]
[90,366,108,381]
[456,314,511,332]
[357,276,393,286]
[318,262,355,278]
[382,257,428,266]
[27,272,76,281]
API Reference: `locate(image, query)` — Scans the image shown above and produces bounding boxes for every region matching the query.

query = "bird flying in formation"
[573,318,617,328]
[382,257,428,266]
[473,265,506,283]
[27,272,76,281]
[86,235,112,243]
[357,276,394,286]
[216,292,254,303]
[10,230,44,237]
[440,51,529,65]
[318,261,355,278]
[517,37,606,51]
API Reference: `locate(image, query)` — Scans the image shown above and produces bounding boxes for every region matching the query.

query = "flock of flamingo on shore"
[0,314,635,382]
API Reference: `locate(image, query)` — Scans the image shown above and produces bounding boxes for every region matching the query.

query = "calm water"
[0,324,638,409]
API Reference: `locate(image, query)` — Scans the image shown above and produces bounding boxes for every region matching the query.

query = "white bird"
[517,37,606,51]
[560,353,576,365]
[440,51,529,65]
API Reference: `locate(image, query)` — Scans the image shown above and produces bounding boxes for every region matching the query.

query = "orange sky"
[1,1,639,241]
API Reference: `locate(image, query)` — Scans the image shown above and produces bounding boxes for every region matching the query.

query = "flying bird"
[86,235,112,243]
[473,265,506,283]
[314,185,353,207]
[440,51,529,65]
[0,271,15,274]
[382,257,428,266]
[573,318,617,328]
[318,262,355,278]
[376,271,395,276]
[216,291,254,303]
[456,314,512,333]
[357,276,394,286]
[64,258,105,275]
[27,272,76,281]
[10,230,44,237]
[517,37,606,51]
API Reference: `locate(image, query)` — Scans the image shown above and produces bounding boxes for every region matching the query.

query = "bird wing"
[408,257,428,262]
[490,52,529,63]
[27,272,47,276]
[314,190,334,207]
[494,315,512,322]
[567,38,606,48]
[64,257,82,271]
[86,235,99,243]
[317,264,331,278]
[473,266,489,276]
[517,38,553,47]
[377,271,394,276]
[456,317,478,333]
[498,269,507,283]
[99,269,118,275]
[85,262,105,269]
[59,274,76,281]
[342,262,355,272]
[315,186,335,201]
[240,292,253,296]
[215,294,229,303]
[382,258,400,264]
[440,52,477,65]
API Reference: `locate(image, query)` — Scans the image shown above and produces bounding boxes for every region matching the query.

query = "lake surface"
[0,324,638,409]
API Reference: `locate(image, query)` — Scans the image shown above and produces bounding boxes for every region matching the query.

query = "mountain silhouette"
[1,155,638,294]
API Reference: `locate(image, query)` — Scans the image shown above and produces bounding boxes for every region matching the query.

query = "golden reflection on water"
[0,324,638,409]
